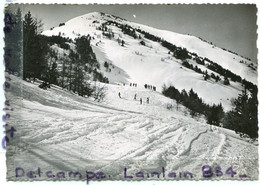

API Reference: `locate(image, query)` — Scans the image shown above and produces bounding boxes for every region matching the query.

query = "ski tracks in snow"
[6,75,258,180]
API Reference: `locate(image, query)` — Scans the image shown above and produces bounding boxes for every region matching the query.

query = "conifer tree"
[46,50,58,85]
[4,7,23,75]
[61,58,68,88]
[206,104,224,126]
[23,11,48,80]
[224,89,258,138]
[224,76,230,85]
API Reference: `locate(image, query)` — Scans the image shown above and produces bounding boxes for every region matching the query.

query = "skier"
[134,94,137,100]
[118,92,121,98]
[147,97,149,104]
[140,98,142,105]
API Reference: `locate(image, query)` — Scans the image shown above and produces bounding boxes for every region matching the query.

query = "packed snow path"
[6,75,258,180]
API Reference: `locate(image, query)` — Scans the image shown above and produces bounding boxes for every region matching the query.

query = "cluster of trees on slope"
[162,85,224,126]
[163,85,258,139]
[182,60,221,83]
[134,26,257,94]
[97,21,143,47]
[96,22,127,46]
[102,20,191,61]
[203,57,242,83]
[136,29,161,42]
[136,29,191,60]
[106,20,140,40]
[5,9,108,101]
[45,35,72,50]
[120,24,138,39]
[59,35,109,97]
[192,55,257,94]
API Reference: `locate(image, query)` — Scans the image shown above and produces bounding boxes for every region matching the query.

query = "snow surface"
[6,75,258,181]
[42,12,257,111]
[10,13,257,181]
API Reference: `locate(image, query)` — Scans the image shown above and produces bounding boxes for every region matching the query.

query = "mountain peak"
[71,11,104,20]
[73,11,124,21]
[83,11,104,17]
[42,11,257,94]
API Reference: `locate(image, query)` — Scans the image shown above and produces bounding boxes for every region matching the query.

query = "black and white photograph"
[3,2,258,182]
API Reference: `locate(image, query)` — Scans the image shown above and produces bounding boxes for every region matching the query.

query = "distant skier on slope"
[140,98,142,104]
[134,94,137,100]
[147,97,149,104]
[118,92,121,98]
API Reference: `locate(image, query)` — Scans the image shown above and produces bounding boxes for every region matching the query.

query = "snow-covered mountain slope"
[6,75,258,180]
[129,21,257,84]
[42,12,257,111]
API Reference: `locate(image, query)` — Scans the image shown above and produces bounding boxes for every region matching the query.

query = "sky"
[7,4,257,62]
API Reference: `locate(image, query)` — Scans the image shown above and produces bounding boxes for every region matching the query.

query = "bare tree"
[92,82,107,102]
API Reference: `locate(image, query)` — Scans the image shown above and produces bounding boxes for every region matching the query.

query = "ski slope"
[42,12,257,111]
[6,75,258,181]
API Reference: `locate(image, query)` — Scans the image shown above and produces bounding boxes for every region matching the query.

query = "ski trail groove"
[178,128,208,156]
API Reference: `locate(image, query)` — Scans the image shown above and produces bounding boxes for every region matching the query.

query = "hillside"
[6,75,258,181]
[42,12,257,111]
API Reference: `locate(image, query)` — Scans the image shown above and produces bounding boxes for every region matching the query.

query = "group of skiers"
[119,92,150,105]
[130,83,137,87]
[121,83,155,91]
[134,93,149,104]
[117,82,154,104]
[144,84,156,91]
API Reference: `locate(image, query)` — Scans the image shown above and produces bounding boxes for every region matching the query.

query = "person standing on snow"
[134,94,137,100]
[147,97,149,104]
[140,98,142,104]
[118,92,121,98]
